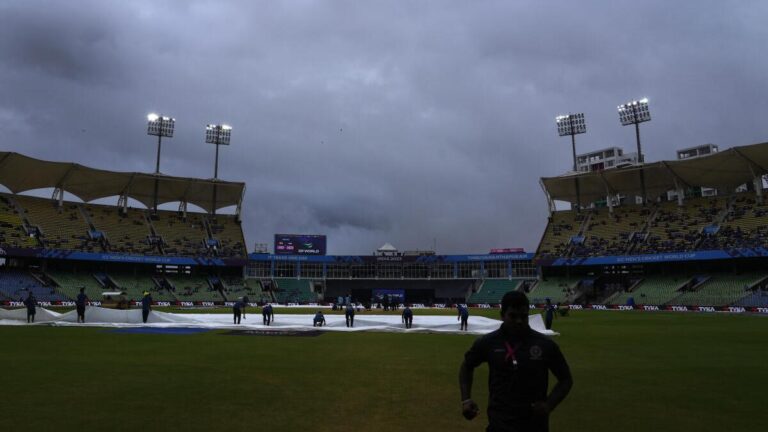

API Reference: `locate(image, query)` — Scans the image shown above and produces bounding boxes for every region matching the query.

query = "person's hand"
[462,399,479,420]
[530,401,550,416]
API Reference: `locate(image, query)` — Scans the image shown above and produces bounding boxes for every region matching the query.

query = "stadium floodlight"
[618,98,651,127]
[206,123,233,215]
[556,113,586,171]
[556,113,586,138]
[147,114,175,140]
[146,113,175,213]
[556,113,586,211]
[618,98,651,203]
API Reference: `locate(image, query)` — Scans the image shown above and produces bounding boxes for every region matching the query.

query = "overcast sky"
[1,1,766,255]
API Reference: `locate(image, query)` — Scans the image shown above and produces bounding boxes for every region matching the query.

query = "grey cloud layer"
[0,0,766,254]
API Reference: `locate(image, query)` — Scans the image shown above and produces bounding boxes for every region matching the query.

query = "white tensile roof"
[540,141,768,204]
[0,152,245,213]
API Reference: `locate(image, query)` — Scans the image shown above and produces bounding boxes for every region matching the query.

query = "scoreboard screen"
[274,234,327,255]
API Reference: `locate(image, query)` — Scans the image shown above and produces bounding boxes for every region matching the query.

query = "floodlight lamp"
[618,98,651,126]
[147,114,175,137]
[556,113,586,136]
[205,123,232,145]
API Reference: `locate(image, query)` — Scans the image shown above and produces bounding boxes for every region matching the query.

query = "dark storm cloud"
[0,3,124,84]
[1,0,767,254]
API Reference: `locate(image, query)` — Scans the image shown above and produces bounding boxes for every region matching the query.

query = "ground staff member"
[141,291,153,323]
[402,305,413,329]
[459,291,573,432]
[457,304,469,331]
[345,303,355,327]
[76,287,89,323]
[262,303,274,326]
[25,292,37,323]
[233,299,244,324]
[313,311,326,327]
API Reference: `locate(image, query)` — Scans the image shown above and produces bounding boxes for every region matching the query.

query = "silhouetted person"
[402,305,413,329]
[262,303,274,326]
[345,303,355,327]
[313,310,326,327]
[76,287,89,323]
[457,304,469,331]
[233,299,244,324]
[24,292,37,323]
[459,291,573,432]
[544,298,556,330]
[141,291,153,324]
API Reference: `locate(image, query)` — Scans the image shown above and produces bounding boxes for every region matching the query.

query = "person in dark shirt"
[459,291,573,432]
[345,303,355,328]
[241,296,249,321]
[76,287,89,324]
[141,291,153,324]
[233,299,245,324]
[24,292,37,323]
[544,298,556,331]
[313,311,326,327]
[457,304,469,331]
[262,303,274,326]
[402,305,413,329]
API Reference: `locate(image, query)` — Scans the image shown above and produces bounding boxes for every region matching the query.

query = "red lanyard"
[504,341,522,368]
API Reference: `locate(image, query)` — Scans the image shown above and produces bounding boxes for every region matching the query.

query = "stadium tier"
[0,195,37,249]
[536,210,583,258]
[151,211,209,257]
[528,276,577,304]
[0,192,246,259]
[537,191,768,259]
[165,274,225,302]
[575,206,650,257]
[85,203,156,255]
[670,272,767,306]
[0,269,67,302]
[735,290,768,307]
[208,215,247,258]
[106,272,175,302]
[12,195,101,252]
[45,270,107,302]
[468,279,524,304]
[607,274,692,306]
[637,196,727,255]
[272,278,317,303]
[222,278,270,303]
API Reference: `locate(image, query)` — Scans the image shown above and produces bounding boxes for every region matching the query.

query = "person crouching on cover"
[313,310,326,327]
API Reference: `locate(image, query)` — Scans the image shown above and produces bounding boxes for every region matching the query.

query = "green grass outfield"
[2,310,766,432]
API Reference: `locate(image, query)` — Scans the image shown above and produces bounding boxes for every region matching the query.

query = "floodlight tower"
[147,113,175,213]
[205,124,232,215]
[618,98,651,204]
[556,113,586,211]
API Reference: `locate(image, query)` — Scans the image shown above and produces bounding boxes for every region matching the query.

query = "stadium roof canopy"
[0,152,245,213]
[540,141,768,205]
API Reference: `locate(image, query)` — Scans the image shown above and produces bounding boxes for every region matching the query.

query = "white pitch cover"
[0,307,559,336]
